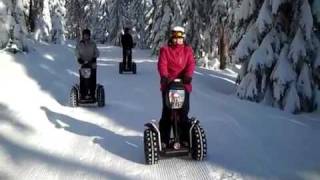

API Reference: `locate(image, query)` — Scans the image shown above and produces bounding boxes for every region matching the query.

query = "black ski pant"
[80,68,96,98]
[159,91,190,145]
[122,48,132,68]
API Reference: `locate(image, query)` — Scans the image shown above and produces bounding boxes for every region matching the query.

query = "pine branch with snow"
[288,28,307,67]
[237,72,258,101]
[0,0,11,49]
[235,0,258,24]
[269,45,296,104]
[313,0,320,24]
[297,63,315,111]
[283,83,301,113]
[256,0,272,34]
[299,0,313,40]
[233,0,319,113]
[233,25,259,64]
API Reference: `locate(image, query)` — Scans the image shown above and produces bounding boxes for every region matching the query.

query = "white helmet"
[172,26,185,33]
[171,26,185,38]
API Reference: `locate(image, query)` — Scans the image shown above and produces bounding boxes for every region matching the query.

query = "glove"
[91,58,97,68]
[77,58,84,64]
[182,76,192,84]
[91,62,97,69]
[160,76,169,85]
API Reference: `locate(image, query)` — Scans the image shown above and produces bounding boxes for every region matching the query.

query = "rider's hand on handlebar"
[182,76,192,84]
[160,76,170,85]
[77,58,84,64]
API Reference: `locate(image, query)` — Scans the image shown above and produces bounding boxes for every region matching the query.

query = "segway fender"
[189,117,199,148]
[145,120,162,151]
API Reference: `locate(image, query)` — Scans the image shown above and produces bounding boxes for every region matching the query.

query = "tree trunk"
[218,25,228,70]
[28,0,34,32]
[28,0,43,32]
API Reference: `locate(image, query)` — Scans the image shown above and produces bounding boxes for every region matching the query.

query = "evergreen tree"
[108,0,130,45]
[50,0,66,44]
[0,0,28,51]
[130,0,151,48]
[34,0,52,42]
[146,0,183,54]
[234,0,319,113]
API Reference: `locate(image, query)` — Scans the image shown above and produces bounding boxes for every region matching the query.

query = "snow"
[0,23,9,49]
[233,25,259,63]
[314,51,320,71]
[271,45,296,101]
[235,0,257,23]
[297,63,313,100]
[283,83,300,113]
[236,72,258,100]
[50,0,66,45]
[313,0,320,23]
[270,0,285,14]
[256,0,272,33]
[262,84,273,105]
[0,1,6,14]
[0,43,320,179]
[299,0,313,40]
[0,0,9,49]
[289,28,307,66]
[247,29,278,72]
[247,48,267,72]
[316,89,320,110]
[271,45,296,85]
[34,0,52,42]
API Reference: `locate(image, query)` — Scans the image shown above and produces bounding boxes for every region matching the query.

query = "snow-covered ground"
[0,43,319,180]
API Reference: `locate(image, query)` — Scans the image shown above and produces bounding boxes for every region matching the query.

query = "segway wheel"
[144,128,160,165]
[119,62,123,74]
[132,62,137,74]
[191,124,207,161]
[97,85,105,107]
[70,86,79,107]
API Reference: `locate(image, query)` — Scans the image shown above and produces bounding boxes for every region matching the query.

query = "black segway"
[70,63,105,107]
[119,49,136,74]
[143,79,207,165]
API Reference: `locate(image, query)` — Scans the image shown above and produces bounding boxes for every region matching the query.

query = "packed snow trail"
[0,43,320,180]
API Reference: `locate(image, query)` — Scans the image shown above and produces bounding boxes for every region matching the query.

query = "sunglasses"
[171,31,184,38]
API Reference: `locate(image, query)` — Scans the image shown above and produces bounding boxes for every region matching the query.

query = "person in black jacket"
[121,27,134,68]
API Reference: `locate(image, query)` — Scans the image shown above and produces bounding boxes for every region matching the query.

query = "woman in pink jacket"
[157,26,196,147]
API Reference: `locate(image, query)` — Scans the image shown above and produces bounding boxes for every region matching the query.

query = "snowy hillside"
[0,43,320,180]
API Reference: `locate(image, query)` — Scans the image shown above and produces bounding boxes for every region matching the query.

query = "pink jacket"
[157,44,196,92]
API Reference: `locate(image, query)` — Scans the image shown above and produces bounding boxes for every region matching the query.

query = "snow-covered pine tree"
[0,0,12,49]
[65,0,81,39]
[147,0,184,54]
[312,0,320,109]
[182,0,237,69]
[183,0,207,63]
[0,0,28,51]
[11,0,28,51]
[108,0,131,45]
[129,0,151,48]
[93,0,110,43]
[50,0,66,44]
[230,0,260,51]
[34,0,52,42]
[313,0,320,25]
[234,0,320,113]
[209,0,237,69]
[83,0,110,42]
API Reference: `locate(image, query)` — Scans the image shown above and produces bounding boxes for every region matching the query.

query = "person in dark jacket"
[121,27,134,67]
[75,29,99,99]
[157,26,196,148]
